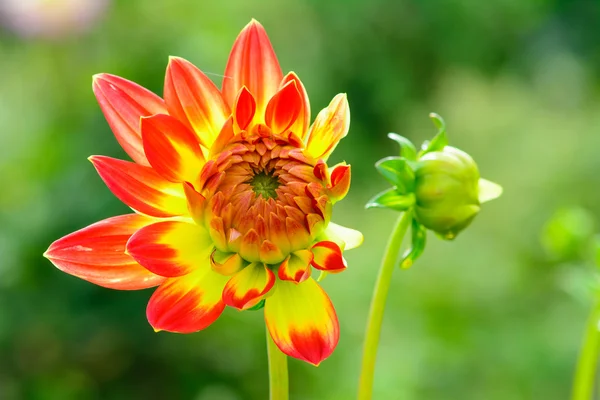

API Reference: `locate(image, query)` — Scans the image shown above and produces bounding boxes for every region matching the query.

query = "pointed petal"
[310,241,347,273]
[305,94,350,161]
[329,164,351,202]
[478,178,503,203]
[321,222,363,251]
[127,221,213,277]
[183,183,206,225]
[278,250,312,283]
[265,80,302,135]
[280,72,310,139]
[89,156,188,218]
[222,20,283,115]
[147,268,228,333]
[44,214,164,290]
[222,262,275,310]
[265,278,339,365]
[232,87,256,131]
[92,74,167,166]
[164,57,230,146]
[141,114,204,185]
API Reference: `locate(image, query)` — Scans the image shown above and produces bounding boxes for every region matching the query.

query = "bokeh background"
[2,0,600,399]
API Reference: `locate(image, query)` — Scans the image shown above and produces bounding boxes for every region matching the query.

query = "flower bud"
[413,146,480,239]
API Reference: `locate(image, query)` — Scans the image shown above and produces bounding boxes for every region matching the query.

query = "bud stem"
[267,326,289,400]
[358,212,412,400]
[571,297,600,400]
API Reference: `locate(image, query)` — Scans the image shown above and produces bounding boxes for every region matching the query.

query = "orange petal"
[89,155,188,218]
[147,267,228,333]
[44,214,164,290]
[127,221,213,277]
[280,72,310,139]
[329,164,351,202]
[278,250,313,283]
[183,182,206,225]
[222,262,275,310]
[232,87,256,131]
[141,114,205,185]
[310,241,347,273]
[264,278,339,365]
[210,250,245,276]
[305,94,350,161]
[93,74,167,166]
[265,80,302,135]
[222,20,283,115]
[164,57,230,146]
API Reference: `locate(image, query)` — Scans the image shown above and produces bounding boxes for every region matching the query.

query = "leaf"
[478,178,503,203]
[375,157,415,194]
[400,219,427,269]
[387,133,417,160]
[365,188,415,211]
[420,112,448,155]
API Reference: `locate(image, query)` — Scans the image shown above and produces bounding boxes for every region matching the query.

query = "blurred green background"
[2,0,600,399]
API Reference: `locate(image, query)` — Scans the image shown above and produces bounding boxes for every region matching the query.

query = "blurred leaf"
[375,156,415,194]
[541,207,595,261]
[400,219,427,269]
[387,133,417,161]
[478,178,503,203]
[365,189,415,211]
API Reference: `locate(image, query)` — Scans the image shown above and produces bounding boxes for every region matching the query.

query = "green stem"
[358,212,412,400]
[572,297,600,400]
[267,328,289,400]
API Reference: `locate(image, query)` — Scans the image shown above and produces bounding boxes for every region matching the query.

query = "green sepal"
[400,219,427,269]
[365,189,415,211]
[375,157,415,194]
[420,113,448,155]
[387,133,417,161]
[247,299,265,311]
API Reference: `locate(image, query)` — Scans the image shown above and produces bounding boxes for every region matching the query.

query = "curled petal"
[280,72,310,139]
[222,20,283,115]
[222,262,275,310]
[305,94,350,161]
[265,278,339,365]
[265,80,302,135]
[164,57,230,146]
[210,251,245,276]
[44,214,164,290]
[278,250,312,284]
[89,156,187,218]
[329,164,351,202]
[310,241,347,273]
[92,74,167,166]
[141,114,205,185]
[233,87,256,131]
[127,221,213,277]
[147,268,228,333]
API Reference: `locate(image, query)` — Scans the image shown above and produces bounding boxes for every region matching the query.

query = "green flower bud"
[413,146,481,239]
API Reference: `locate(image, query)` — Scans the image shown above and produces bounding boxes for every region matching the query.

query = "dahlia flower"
[44,20,362,366]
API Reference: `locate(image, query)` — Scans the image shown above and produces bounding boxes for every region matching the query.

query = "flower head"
[44,20,362,366]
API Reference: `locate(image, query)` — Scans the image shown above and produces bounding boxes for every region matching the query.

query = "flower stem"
[267,328,289,400]
[571,297,600,400]
[358,212,412,400]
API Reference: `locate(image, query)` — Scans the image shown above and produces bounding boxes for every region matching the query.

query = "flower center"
[249,171,280,200]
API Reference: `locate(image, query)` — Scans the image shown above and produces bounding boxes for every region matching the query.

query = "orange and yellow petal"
[222,19,283,115]
[222,262,275,310]
[328,164,351,202]
[280,72,310,139]
[141,114,205,186]
[126,221,213,277]
[265,80,302,135]
[89,156,188,218]
[310,241,347,273]
[92,74,167,166]
[305,94,350,161]
[44,214,164,290]
[147,267,229,333]
[232,87,257,131]
[264,278,339,365]
[278,249,312,283]
[164,57,230,146]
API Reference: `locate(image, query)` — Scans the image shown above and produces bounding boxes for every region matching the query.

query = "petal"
[321,222,363,251]
[310,241,347,273]
[164,57,230,146]
[232,87,257,131]
[147,268,228,333]
[265,80,302,135]
[305,94,350,161]
[222,20,283,115]
[127,221,213,277]
[278,250,312,283]
[222,262,275,310]
[141,114,205,186]
[92,74,167,166]
[44,214,164,290]
[328,164,351,202]
[183,182,206,225]
[210,250,245,276]
[280,72,310,139]
[264,278,339,365]
[89,156,188,218]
